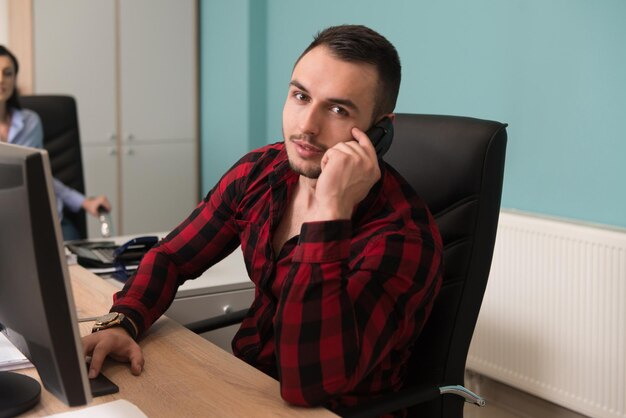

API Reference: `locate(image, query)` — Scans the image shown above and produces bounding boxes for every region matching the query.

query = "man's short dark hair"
[296,25,401,121]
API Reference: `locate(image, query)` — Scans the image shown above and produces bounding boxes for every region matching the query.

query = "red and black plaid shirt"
[112,143,443,412]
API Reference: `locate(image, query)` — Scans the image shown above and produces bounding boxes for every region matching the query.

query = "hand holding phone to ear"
[366,116,394,157]
[310,127,382,221]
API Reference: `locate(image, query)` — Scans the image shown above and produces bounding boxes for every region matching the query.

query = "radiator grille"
[467,211,626,418]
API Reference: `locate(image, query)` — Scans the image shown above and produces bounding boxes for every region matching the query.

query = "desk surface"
[18,266,336,417]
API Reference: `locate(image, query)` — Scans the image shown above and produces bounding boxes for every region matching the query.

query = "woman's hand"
[82,195,112,217]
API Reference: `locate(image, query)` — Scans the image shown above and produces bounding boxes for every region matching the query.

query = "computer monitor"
[0,143,91,416]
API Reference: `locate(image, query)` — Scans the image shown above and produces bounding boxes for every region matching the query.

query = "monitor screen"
[0,142,91,416]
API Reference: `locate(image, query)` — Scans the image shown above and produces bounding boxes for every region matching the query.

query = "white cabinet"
[32,0,117,147]
[82,144,118,230]
[118,0,197,142]
[165,288,255,353]
[121,141,197,234]
[32,0,198,237]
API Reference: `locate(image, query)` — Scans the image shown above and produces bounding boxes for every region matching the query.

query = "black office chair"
[20,95,88,239]
[187,114,508,418]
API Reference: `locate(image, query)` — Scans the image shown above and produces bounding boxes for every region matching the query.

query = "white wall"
[0,0,9,45]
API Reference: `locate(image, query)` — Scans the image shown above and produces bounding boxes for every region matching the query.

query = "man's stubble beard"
[287,158,322,179]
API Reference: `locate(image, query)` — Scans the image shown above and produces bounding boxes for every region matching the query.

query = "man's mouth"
[293,140,323,152]
[291,138,325,158]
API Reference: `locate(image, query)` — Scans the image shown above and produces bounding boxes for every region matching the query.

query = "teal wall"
[201,0,626,229]
[200,1,249,188]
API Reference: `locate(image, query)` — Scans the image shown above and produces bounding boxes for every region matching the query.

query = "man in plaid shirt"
[84,24,443,413]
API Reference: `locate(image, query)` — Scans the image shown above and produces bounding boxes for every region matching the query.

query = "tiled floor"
[463,371,589,418]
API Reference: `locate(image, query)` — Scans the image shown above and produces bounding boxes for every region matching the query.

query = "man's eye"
[331,106,348,116]
[294,92,308,101]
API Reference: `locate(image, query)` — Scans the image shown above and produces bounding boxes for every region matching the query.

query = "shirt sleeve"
[10,110,44,148]
[275,219,443,406]
[110,156,250,337]
[52,178,85,213]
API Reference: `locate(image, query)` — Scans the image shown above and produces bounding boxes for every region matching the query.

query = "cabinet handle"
[125,133,135,141]
[109,133,116,141]
[108,148,117,156]
[125,148,135,156]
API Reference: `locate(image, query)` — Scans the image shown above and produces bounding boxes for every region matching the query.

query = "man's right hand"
[82,327,144,379]
[311,127,381,221]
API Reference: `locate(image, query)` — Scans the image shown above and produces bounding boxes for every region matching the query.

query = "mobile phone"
[86,362,119,397]
[365,117,394,157]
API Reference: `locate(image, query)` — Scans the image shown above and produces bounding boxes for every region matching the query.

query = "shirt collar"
[269,145,297,186]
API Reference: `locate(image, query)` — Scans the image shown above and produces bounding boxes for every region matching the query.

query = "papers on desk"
[45,399,148,417]
[0,332,32,371]
[65,246,77,266]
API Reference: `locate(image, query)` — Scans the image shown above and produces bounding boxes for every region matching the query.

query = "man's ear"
[379,113,395,123]
[370,113,395,127]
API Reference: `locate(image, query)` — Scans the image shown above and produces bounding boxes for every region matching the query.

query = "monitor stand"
[0,371,41,417]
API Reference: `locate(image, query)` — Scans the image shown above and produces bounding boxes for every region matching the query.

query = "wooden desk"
[18,266,336,417]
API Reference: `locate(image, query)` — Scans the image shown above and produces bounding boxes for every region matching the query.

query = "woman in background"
[0,44,111,240]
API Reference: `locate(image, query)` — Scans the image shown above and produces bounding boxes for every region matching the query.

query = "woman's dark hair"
[0,45,21,109]
[296,25,401,120]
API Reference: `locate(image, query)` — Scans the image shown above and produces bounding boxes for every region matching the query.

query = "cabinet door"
[82,144,118,238]
[165,288,255,353]
[118,0,197,143]
[33,0,117,146]
[121,141,198,235]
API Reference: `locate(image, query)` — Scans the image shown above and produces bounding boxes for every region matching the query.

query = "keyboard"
[91,247,117,263]
[66,236,158,269]
[66,242,119,266]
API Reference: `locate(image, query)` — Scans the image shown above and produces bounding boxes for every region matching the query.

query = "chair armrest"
[185,308,248,334]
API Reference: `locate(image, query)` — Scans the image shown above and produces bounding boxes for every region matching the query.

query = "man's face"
[282,46,379,179]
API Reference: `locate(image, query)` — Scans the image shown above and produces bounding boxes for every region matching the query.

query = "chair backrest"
[385,114,507,417]
[20,95,87,239]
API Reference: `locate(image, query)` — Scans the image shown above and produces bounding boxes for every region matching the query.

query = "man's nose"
[299,107,322,136]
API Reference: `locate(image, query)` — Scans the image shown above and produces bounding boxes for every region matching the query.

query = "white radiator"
[467,210,626,418]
